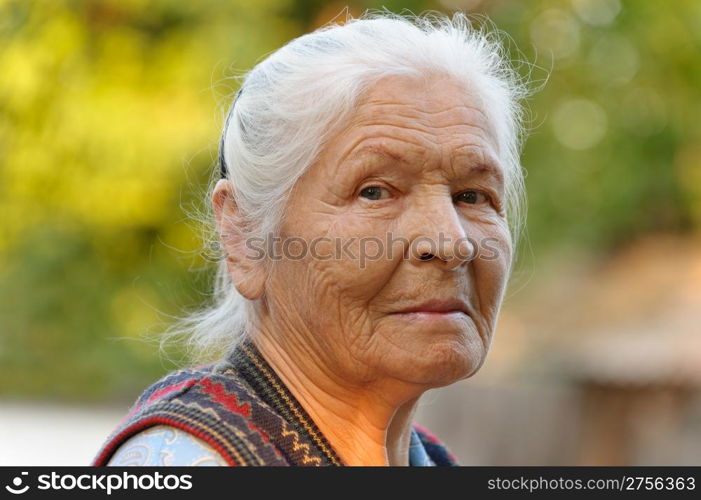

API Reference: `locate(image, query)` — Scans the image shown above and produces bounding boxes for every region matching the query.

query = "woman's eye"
[455,190,488,205]
[359,186,389,201]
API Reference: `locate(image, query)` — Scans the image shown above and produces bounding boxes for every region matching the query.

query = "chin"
[385,334,487,387]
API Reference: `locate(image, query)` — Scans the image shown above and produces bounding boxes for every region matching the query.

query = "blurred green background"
[1,0,700,465]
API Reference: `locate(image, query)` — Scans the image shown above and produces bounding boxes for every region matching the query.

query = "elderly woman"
[93,10,527,467]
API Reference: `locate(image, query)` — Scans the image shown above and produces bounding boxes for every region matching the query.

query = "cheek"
[279,210,399,328]
[472,220,512,319]
[311,217,399,306]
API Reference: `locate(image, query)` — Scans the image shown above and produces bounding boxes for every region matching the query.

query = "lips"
[392,298,470,316]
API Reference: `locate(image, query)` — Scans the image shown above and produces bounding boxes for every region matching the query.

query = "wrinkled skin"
[213,73,513,465]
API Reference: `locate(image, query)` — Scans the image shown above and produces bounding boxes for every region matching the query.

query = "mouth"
[391,298,470,317]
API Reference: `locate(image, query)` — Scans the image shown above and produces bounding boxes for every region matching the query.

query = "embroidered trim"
[234,340,344,466]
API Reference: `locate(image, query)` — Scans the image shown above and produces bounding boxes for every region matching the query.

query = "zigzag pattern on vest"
[92,339,458,466]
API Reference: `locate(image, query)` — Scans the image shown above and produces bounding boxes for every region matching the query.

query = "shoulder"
[95,362,287,466]
[412,423,460,466]
[106,425,228,466]
[115,360,255,429]
[129,361,225,409]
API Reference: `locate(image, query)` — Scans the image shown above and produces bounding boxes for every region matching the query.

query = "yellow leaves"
[2,47,216,233]
[0,4,84,110]
[0,41,43,109]
[0,1,227,242]
[35,5,85,57]
[0,0,310,399]
[96,26,147,85]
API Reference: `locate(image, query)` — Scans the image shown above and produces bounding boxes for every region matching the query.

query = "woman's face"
[263,73,512,388]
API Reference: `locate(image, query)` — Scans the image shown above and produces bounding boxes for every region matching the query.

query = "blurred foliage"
[0,0,699,402]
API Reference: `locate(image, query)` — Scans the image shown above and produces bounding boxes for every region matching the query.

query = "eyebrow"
[344,142,504,187]
[344,143,410,164]
[451,148,505,187]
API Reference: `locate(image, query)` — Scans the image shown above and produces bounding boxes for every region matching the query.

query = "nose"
[409,196,475,270]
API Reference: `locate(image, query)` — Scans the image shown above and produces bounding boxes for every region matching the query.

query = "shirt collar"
[409,427,436,466]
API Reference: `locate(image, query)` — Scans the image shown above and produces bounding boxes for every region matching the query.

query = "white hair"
[161,9,532,364]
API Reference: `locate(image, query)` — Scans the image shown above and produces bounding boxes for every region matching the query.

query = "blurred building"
[563,240,701,464]
[418,234,701,465]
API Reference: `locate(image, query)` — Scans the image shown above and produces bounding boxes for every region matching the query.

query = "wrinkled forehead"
[321,73,501,171]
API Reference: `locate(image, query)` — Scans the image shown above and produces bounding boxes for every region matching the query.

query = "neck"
[252,328,424,466]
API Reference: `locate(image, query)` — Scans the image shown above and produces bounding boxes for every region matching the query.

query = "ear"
[212,179,267,300]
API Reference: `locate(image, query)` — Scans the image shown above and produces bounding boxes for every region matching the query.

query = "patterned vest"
[92,339,459,466]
